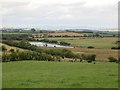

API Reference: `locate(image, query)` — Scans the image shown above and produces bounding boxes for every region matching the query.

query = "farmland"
[48,32,84,36]
[68,48,118,61]
[2,61,118,88]
[45,37,118,49]
[1,41,118,61]
[1,31,119,88]
[33,37,119,61]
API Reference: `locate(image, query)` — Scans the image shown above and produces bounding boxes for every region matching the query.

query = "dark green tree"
[31,28,36,33]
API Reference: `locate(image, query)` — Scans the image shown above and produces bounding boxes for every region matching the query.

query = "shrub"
[2,45,7,52]
[2,53,11,62]
[111,46,120,49]
[108,57,117,62]
[88,46,94,49]
[9,49,15,52]
[40,39,58,44]
[59,41,70,46]
[81,54,96,62]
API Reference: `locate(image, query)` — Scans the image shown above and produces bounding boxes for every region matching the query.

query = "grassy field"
[0,63,2,89]
[45,37,118,49]
[68,48,118,61]
[2,61,118,88]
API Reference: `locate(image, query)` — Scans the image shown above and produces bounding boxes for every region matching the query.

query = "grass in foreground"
[2,61,118,88]
[0,63,2,89]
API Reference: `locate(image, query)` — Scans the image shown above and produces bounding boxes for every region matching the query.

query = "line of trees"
[2,34,30,40]
[2,50,96,63]
[2,37,71,47]
[2,51,60,62]
[2,40,96,63]
[36,39,70,46]
[2,40,75,59]
[108,57,120,63]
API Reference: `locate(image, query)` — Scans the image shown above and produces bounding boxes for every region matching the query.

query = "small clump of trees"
[111,46,120,50]
[108,57,119,63]
[81,54,96,63]
[87,46,94,49]
[40,39,58,44]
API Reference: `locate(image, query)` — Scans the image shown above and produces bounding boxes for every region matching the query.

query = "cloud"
[0,0,119,29]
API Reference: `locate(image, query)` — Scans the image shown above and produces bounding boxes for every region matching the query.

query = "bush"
[111,46,120,49]
[2,53,11,62]
[9,49,15,52]
[88,46,94,49]
[39,39,70,46]
[40,39,58,44]
[1,45,7,52]
[81,54,96,62]
[59,41,70,46]
[108,57,117,62]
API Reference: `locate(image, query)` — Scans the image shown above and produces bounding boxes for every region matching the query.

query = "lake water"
[29,42,73,48]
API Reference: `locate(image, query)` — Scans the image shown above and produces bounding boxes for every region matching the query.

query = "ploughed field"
[2,61,118,88]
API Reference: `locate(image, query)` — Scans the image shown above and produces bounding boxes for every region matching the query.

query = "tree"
[81,54,96,63]
[108,57,117,62]
[31,28,36,33]
[95,33,100,37]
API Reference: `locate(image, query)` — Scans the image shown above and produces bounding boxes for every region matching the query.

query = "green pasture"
[2,61,118,88]
[46,37,118,49]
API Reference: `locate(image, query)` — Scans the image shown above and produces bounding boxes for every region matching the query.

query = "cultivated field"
[48,32,84,36]
[2,61,118,88]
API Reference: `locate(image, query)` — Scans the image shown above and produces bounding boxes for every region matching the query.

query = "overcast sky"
[0,0,119,29]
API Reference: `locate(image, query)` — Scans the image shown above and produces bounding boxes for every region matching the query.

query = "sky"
[0,0,119,29]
